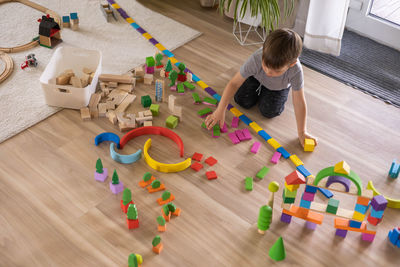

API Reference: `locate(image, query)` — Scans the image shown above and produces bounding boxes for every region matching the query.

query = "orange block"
[172,208,181,217]
[138,176,155,188]
[147,183,166,193]
[282,205,323,224]
[334,218,349,228]
[158,225,166,232]
[356,196,371,206]
[157,194,175,205]
[162,210,171,222]
[152,243,163,254]
[305,210,324,224]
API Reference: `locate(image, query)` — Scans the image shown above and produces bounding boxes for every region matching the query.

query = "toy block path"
[0,0,399,266]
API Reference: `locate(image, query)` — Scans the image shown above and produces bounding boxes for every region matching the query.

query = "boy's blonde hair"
[262,28,302,69]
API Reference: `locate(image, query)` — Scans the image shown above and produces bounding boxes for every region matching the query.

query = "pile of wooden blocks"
[56,67,95,88]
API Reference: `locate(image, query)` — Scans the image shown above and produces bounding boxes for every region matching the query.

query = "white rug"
[0,0,201,143]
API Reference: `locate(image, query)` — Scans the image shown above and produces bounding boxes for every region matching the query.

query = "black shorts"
[234,76,290,118]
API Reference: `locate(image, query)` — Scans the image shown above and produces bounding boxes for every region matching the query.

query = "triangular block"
[285,170,306,185]
[269,237,286,261]
[334,161,350,175]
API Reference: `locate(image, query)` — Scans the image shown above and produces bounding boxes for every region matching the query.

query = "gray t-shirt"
[240,48,304,91]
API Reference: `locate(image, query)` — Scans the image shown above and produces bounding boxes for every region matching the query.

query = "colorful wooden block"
[192,152,203,162]
[300,198,311,209]
[285,170,306,185]
[354,203,369,214]
[277,147,290,159]
[326,198,340,214]
[149,104,160,116]
[370,195,388,211]
[370,208,384,219]
[334,161,351,175]
[352,211,366,221]
[245,177,253,191]
[270,151,281,164]
[349,219,362,229]
[235,130,245,141]
[205,156,217,166]
[283,187,297,198]
[267,138,281,149]
[206,171,217,180]
[284,181,299,192]
[228,132,240,144]
[231,116,239,128]
[305,185,318,193]
[304,138,315,152]
[302,191,315,202]
[256,166,269,179]
[198,107,212,117]
[251,142,261,154]
[166,115,178,129]
[241,129,252,140]
[289,155,303,167]
[190,162,203,172]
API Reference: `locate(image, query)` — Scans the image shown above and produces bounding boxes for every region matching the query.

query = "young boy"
[205,28,317,147]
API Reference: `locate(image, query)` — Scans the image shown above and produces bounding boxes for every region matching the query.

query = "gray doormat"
[300,30,400,108]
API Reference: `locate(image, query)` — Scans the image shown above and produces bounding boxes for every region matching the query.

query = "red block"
[120,200,134,214]
[206,171,217,180]
[178,74,186,82]
[205,156,218,166]
[285,170,306,185]
[191,162,203,172]
[127,218,139,229]
[367,214,383,226]
[192,152,203,162]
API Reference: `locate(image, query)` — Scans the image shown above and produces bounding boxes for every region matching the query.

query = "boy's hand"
[205,108,225,130]
[298,132,318,148]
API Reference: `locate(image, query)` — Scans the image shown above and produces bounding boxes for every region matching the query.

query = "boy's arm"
[292,88,318,147]
[205,71,245,129]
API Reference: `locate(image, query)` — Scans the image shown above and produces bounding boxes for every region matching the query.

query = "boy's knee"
[259,105,283,118]
[234,94,255,109]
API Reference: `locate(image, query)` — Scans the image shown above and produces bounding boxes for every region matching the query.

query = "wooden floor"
[1,0,400,266]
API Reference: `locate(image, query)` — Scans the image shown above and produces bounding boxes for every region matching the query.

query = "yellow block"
[230,107,243,117]
[334,161,351,175]
[267,138,281,150]
[196,80,208,89]
[155,43,166,51]
[126,17,135,23]
[142,32,152,40]
[290,155,303,167]
[169,57,178,64]
[284,181,300,192]
[304,138,315,152]
[111,3,120,9]
[249,122,262,133]
[143,139,191,173]
[352,211,366,221]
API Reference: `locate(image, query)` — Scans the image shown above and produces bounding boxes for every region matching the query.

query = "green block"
[146,56,155,67]
[166,115,178,129]
[256,166,269,179]
[203,97,218,105]
[192,92,202,104]
[141,95,152,107]
[269,237,286,261]
[283,187,297,198]
[245,177,253,191]
[213,124,220,136]
[198,107,212,116]
[282,189,295,204]
[183,81,195,90]
[150,104,159,116]
[201,122,207,129]
[177,83,185,93]
[326,198,340,214]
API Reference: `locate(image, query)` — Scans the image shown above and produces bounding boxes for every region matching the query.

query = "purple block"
[241,128,252,140]
[306,221,317,230]
[270,151,281,164]
[107,0,116,4]
[302,191,316,202]
[137,27,146,34]
[110,181,124,194]
[235,130,245,141]
[361,233,376,242]
[119,10,129,19]
[146,66,154,74]
[250,142,261,154]
[227,103,234,110]
[370,195,388,211]
[94,168,108,182]
[228,132,240,144]
[280,213,292,224]
[204,87,217,96]
[221,122,228,133]
[231,117,239,128]
[335,229,348,238]
[326,176,351,192]
[149,38,158,45]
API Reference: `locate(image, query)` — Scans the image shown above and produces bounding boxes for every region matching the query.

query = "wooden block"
[70,76,83,88]
[81,73,90,87]
[160,69,166,77]
[143,121,152,126]
[117,83,133,92]
[144,74,153,85]
[90,110,99,119]
[111,94,128,106]
[99,74,134,84]
[168,95,176,112]
[100,82,107,91]
[117,113,136,128]
[56,74,70,85]
[98,103,107,117]
[115,94,136,113]
[136,116,152,124]
[106,101,115,110]
[80,107,91,121]
[138,111,144,118]
[88,93,102,111]
[134,66,144,78]
[336,208,354,219]
[106,111,117,124]
[172,106,182,121]
[310,202,326,213]
[83,67,94,74]
[108,81,118,88]
[144,110,152,117]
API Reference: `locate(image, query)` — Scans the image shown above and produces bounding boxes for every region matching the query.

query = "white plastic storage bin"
[40,46,102,109]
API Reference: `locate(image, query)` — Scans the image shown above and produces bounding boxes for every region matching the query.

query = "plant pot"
[127,218,139,229]
[110,181,124,194]
[94,168,108,182]
[121,200,134,213]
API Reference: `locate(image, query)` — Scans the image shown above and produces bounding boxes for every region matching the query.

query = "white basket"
[40,46,102,109]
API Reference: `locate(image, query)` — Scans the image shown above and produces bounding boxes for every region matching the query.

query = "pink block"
[228,132,240,144]
[361,233,376,242]
[110,181,124,194]
[251,142,261,154]
[302,191,315,202]
[231,117,239,128]
[170,85,177,91]
[270,151,282,164]
[221,122,228,133]
[235,130,245,141]
[203,102,217,107]
[241,129,252,140]
[94,168,108,182]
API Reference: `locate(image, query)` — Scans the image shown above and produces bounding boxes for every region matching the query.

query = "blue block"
[192,74,200,82]
[389,160,399,178]
[297,165,311,177]
[162,49,174,58]
[62,16,70,23]
[238,114,252,125]
[349,220,362,229]
[277,147,290,159]
[354,203,368,214]
[318,188,333,198]
[258,130,271,142]
[300,198,311,209]
[131,22,140,29]
[70,12,78,20]
[95,132,120,149]
[305,185,318,193]
[212,93,221,102]
[370,208,384,218]
[388,229,400,245]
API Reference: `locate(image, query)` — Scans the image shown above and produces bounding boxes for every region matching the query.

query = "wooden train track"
[0,51,14,84]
